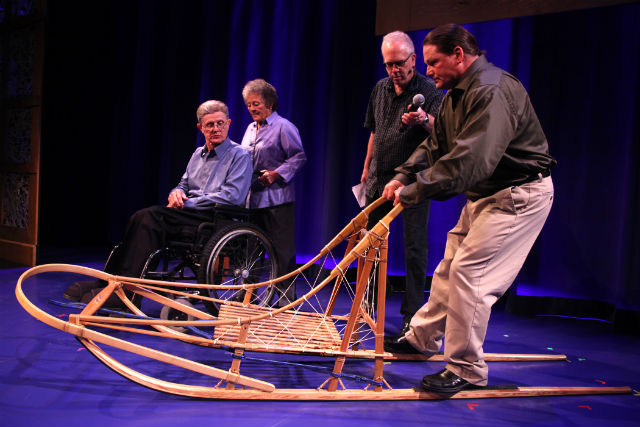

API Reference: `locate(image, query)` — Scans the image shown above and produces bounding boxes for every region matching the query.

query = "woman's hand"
[258,170,281,186]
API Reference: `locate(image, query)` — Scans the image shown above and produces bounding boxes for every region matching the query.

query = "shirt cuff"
[392,173,411,186]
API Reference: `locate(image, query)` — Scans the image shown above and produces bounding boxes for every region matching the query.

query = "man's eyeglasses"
[383,53,413,69]
[203,120,228,130]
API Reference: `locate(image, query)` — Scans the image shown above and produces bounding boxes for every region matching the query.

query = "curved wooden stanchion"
[14,198,630,400]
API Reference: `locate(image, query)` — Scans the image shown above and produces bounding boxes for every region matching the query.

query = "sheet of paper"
[352,183,367,208]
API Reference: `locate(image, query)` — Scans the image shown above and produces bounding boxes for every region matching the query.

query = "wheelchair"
[103,204,278,324]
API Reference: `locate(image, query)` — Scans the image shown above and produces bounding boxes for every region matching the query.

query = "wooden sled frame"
[16,198,631,400]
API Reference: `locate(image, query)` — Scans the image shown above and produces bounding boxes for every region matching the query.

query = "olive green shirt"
[394,55,556,203]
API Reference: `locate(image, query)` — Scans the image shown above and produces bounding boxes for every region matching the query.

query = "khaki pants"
[406,176,554,385]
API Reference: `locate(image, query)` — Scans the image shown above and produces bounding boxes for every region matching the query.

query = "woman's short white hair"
[242,79,279,111]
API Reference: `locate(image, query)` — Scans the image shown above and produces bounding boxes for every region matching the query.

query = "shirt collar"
[385,68,420,94]
[252,110,280,128]
[453,54,488,92]
[206,137,232,158]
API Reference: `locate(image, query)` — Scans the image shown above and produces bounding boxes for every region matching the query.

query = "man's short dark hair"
[423,23,481,56]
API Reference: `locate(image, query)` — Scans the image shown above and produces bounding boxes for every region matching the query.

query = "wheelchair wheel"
[139,245,202,314]
[198,222,277,315]
[159,298,195,333]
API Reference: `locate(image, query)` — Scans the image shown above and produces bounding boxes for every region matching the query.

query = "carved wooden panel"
[0,0,44,266]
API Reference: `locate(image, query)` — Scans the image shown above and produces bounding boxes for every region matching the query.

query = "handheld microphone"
[400,93,425,131]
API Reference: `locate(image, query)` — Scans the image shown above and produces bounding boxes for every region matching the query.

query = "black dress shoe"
[80,287,125,309]
[387,321,410,341]
[420,369,481,393]
[383,334,421,354]
[398,321,410,337]
[64,280,104,302]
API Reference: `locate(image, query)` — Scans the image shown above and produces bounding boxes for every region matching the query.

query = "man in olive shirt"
[383,24,556,393]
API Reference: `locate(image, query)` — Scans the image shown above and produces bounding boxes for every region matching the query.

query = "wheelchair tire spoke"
[198,223,278,315]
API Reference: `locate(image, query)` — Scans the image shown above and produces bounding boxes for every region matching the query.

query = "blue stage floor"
[1,255,639,427]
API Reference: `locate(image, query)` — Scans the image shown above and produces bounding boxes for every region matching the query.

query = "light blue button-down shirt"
[172,138,252,209]
[241,111,306,209]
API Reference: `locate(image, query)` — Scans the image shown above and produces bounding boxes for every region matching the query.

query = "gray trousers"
[406,176,554,385]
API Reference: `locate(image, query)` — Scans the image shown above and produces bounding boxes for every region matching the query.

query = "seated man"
[64,100,252,304]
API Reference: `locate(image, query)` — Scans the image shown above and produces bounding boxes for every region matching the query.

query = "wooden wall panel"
[376,0,638,34]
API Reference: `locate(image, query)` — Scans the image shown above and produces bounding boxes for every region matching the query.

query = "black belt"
[521,169,550,185]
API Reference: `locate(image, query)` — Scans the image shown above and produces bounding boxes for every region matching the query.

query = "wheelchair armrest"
[195,222,217,237]
[212,203,251,221]
[191,204,252,248]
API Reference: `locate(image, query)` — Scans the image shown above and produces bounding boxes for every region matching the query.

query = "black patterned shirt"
[364,70,444,198]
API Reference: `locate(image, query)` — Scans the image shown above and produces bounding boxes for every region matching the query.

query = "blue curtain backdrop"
[39,0,640,325]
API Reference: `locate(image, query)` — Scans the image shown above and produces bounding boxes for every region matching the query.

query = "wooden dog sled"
[15,198,631,400]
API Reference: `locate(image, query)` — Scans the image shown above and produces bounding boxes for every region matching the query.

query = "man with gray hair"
[64,100,252,305]
[361,31,444,336]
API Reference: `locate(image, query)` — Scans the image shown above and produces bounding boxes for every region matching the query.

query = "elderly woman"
[241,79,307,306]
